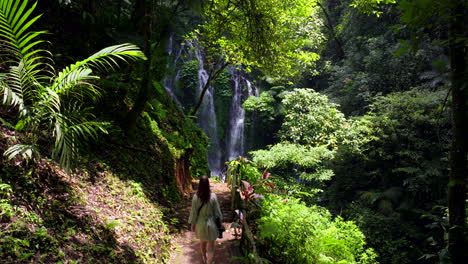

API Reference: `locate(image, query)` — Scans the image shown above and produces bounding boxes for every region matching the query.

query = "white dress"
[188,193,223,241]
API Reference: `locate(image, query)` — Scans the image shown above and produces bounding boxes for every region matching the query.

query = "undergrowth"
[0,127,171,263]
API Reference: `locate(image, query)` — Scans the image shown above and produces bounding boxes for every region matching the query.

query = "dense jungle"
[0,0,466,263]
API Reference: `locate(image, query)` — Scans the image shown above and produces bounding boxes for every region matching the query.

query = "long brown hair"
[197,176,211,204]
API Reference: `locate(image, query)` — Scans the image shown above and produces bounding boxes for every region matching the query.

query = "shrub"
[257,194,378,264]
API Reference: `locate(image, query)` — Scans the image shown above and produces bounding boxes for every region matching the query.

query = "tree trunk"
[123,0,152,134]
[175,148,194,194]
[447,0,467,262]
[124,0,174,134]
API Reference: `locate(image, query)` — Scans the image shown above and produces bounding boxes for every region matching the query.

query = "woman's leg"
[206,240,215,264]
[200,241,207,263]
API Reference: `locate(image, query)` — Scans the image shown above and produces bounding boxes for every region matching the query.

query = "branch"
[317,2,345,60]
[190,62,230,115]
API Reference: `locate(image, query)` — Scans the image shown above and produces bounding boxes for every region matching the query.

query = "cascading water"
[187,41,223,177]
[163,38,257,179]
[163,34,182,105]
[226,68,257,161]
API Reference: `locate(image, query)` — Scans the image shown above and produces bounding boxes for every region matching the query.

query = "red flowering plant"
[237,171,275,206]
[227,156,275,205]
[260,172,275,189]
[238,180,265,201]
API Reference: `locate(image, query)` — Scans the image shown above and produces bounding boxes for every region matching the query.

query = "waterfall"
[163,34,182,105]
[187,41,223,177]
[226,68,258,162]
[163,38,257,178]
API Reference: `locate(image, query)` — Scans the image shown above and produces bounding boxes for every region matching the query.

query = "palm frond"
[51,67,101,100]
[1,61,37,117]
[4,143,39,161]
[63,43,147,74]
[38,87,61,115]
[0,0,48,73]
[52,107,108,171]
[51,43,145,105]
[1,78,22,107]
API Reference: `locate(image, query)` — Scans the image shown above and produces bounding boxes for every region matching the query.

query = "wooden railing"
[227,168,263,263]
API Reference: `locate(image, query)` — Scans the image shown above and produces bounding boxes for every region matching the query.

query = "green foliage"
[252,143,334,169]
[177,59,199,110]
[350,0,396,17]
[194,0,323,78]
[227,157,262,186]
[144,88,210,179]
[280,88,347,147]
[267,175,323,205]
[252,143,335,182]
[325,36,442,115]
[395,0,467,51]
[344,204,420,264]
[213,69,233,140]
[326,88,451,263]
[0,182,14,221]
[243,86,286,149]
[243,91,276,118]
[257,194,378,264]
[317,0,446,117]
[0,0,145,171]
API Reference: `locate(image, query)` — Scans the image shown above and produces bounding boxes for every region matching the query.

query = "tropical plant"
[226,157,262,186]
[237,180,264,202]
[279,88,347,148]
[237,172,274,202]
[0,0,146,170]
[257,194,378,264]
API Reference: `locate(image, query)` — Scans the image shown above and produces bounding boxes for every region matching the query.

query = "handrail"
[228,167,262,263]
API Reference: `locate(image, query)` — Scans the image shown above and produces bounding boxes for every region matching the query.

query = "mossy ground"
[0,125,172,263]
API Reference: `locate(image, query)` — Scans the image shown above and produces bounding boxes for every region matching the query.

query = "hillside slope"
[1,125,173,263]
[0,91,209,263]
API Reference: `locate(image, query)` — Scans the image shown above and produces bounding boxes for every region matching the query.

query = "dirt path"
[169,180,242,264]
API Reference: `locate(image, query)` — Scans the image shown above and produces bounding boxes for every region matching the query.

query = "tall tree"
[446,0,467,261]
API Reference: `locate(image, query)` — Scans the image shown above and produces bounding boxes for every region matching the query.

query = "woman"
[189,176,223,264]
